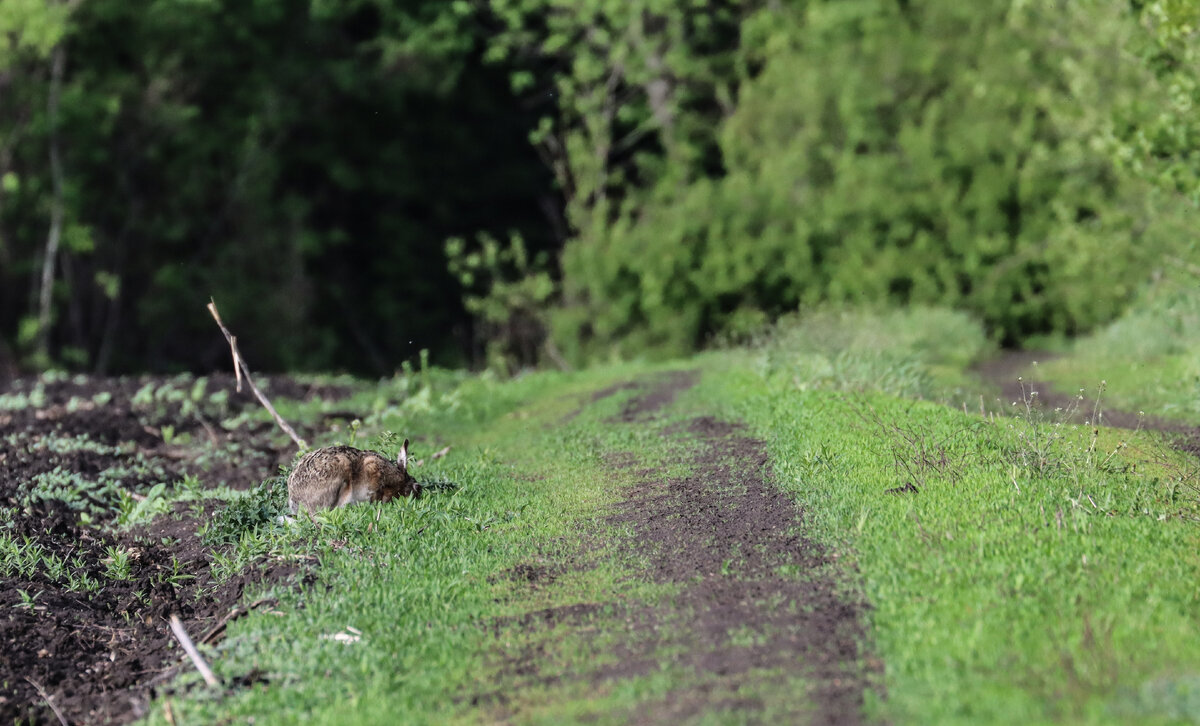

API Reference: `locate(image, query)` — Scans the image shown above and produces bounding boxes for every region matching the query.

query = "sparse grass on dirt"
[0,372,349,723]
[1032,277,1200,422]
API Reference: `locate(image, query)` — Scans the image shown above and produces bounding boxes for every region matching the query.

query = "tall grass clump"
[758,307,990,399]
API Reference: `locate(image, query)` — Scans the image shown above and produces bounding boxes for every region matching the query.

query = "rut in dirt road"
[610,409,870,722]
[493,371,876,724]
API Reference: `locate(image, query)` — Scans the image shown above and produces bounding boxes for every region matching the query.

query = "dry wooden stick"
[199,596,277,645]
[169,614,220,687]
[25,677,68,726]
[207,300,308,450]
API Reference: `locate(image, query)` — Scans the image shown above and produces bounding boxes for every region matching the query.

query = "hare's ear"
[397,439,410,472]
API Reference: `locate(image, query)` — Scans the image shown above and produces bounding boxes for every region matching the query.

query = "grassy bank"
[1033,279,1200,423]
[124,309,1200,725]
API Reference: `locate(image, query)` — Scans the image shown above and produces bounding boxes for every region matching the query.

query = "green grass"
[139,308,1200,725]
[1034,276,1200,421]
[150,363,701,724]
[710,365,1200,724]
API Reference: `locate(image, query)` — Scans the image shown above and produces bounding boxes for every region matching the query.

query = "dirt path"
[974,350,1200,459]
[492,372,873,723]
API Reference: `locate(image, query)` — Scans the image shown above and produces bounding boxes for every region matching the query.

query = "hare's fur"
[287,441,418,514]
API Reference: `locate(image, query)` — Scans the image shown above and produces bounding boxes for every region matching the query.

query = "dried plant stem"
[199,596,277,645]
[25,677,69,726]
[207,300,308,450]
[169,613,220,687]
[162,699,177,726]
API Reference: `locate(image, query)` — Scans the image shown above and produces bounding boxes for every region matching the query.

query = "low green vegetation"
[1035,273,1200,422]
[136,306,1200,725]
[718,331,1200,724]
[151,364,693,724]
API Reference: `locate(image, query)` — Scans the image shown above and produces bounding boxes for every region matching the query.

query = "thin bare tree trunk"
[36,44,66,362]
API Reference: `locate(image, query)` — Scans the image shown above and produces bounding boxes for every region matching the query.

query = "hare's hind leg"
[333,476,358,508]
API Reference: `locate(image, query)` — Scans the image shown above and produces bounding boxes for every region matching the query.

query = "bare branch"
[36,45,67,361]
[207,300,308,450]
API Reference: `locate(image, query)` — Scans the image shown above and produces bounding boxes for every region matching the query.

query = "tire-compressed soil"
[975,351,1200,459]
[0,374,337,724]
[491,374,876,724]
[973,351,1187,432]
[610,370,699,423]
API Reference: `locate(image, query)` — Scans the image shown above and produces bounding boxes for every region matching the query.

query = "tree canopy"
[1,0,1197,374]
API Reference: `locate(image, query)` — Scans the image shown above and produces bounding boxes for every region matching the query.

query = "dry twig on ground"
[25,677,69,726]
[168,613,220,687]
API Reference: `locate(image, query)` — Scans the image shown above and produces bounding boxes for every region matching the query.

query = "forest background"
[1,0,1198,377]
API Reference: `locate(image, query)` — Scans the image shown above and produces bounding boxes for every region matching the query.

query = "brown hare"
[287,440,419,514]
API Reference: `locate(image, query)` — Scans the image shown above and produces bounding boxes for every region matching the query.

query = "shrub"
[550,0,1190,361]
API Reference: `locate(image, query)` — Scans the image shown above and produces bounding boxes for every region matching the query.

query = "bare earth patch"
[0,375,338,724]
[489,373,876,723]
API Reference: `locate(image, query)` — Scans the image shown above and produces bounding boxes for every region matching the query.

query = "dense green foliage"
[2,0,1199,373]
[544,0,1199,358]
[1,0,552,374]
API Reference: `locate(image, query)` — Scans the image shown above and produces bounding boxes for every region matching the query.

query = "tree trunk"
[36,43,67,363]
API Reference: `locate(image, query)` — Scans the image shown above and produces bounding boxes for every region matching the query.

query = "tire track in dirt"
[489,371,874,723]
[975,351,1200,459]
[974,351,1188,432]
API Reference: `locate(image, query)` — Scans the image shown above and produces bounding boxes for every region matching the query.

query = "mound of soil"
[0,374,340,724]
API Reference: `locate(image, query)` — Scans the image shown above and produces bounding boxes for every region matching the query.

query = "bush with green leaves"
[446,232,557,373]
[548,0,1193,361]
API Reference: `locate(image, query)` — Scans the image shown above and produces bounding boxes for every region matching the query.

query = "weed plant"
[759,307,990,400]
[200,477,289,546]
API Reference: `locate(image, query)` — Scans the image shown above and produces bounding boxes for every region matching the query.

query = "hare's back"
[290,446,396,483]
[291,446,355,481]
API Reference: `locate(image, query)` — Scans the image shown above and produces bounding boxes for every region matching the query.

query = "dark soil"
[610,370,699,423]
[0,374,341,724]
[490,374,874,723]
